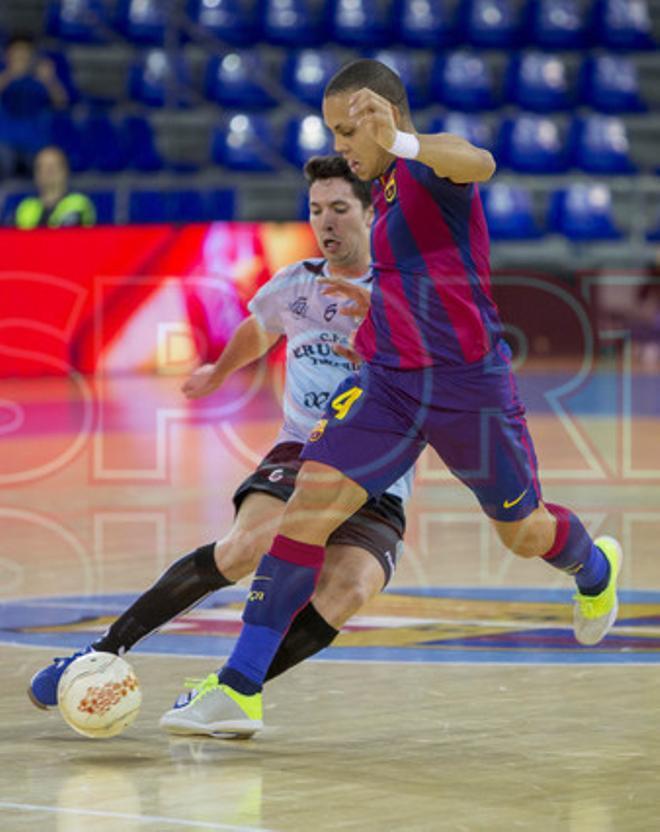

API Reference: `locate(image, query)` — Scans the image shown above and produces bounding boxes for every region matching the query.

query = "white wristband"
[388,130,420,159]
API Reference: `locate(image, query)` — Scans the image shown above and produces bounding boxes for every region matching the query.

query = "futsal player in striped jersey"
[160,59,622,737]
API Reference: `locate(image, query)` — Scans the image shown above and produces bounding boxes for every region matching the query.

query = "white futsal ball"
[57,651,141,739]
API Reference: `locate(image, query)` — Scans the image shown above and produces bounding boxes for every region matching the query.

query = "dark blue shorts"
[300,344,541,522]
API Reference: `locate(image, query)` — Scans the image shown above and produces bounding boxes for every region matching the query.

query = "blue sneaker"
[28,646,95,709]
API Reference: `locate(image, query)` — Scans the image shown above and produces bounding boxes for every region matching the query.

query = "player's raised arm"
[181,315,280,399]
[347,87,495,184]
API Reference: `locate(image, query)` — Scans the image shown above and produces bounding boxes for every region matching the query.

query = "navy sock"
[218,535,324,693]
[543,504,610,595]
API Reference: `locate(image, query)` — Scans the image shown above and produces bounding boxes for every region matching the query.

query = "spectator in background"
[13,145,95,228]
[0,35,69,177]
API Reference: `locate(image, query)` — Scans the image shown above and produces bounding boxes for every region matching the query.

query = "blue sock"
[543,504,610,596]
[218,536,324,693]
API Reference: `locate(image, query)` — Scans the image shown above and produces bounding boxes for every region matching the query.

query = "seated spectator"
[0,36,69,176]
[13,146,96,228]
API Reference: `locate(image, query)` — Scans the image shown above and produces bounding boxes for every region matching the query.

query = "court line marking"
[0,801,276,832]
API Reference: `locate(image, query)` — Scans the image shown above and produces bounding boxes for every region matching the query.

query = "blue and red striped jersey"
[354,158,502,369]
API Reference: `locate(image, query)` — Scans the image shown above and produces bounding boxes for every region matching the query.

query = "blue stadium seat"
[398,0,457,48]
[129,189,206,223]
[528,0,588,49]
[121,115,163,171]
[207,189,236,220]
[482,184,542,240]
[205,53,275,110]
[82,113,128,172]
[370,50,428,110]
[262,0,324,46]
[570,115,635,174]
[429,112,495,151]
[594,0,655,49]
[580,55,645,113]
[212,114,276,172]
[50,112,89,172]
[499,114,568,173]
[331,0,394,47]
[548,184,622,240]
[283,115,333,167]
[463,0,522,48]
[116,0,167,45]
[128,50,191,108]
[431,51,497,111]
[187,0,260,45]
[45,0,110,43]
[507,52,572,112]
[647,209,660,241]
[88,190,115,224]
[283,51,341,108]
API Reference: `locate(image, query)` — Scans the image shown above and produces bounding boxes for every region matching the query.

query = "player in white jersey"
[29,156,414,721]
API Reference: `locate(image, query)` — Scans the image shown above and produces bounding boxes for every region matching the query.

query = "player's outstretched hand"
[348,88,398,151]
[333,342,362,365]
[181,364,220,399]
[319,277,371,320]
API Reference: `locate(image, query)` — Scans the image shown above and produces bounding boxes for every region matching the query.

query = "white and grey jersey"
[249,258,413,503]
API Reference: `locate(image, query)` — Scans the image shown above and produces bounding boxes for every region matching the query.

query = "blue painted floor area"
[4,587,660,665]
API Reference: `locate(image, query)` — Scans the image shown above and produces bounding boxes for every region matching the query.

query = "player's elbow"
[475,150,496,182]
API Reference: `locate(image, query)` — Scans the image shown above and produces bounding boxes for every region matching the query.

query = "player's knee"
[495,516,551,559]
[213,534,261,581]
[315,572,374,626]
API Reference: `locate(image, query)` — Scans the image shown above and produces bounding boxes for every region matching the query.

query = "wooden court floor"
[1,367,659,831]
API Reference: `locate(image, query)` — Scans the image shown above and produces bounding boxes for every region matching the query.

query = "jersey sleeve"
[405,159,474,215]
[247,266,294,334]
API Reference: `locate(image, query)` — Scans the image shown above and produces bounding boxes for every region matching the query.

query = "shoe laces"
[183,673,219,701]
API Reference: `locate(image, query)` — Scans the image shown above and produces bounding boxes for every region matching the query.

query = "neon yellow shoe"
[159,673,263,738]
[573,536,622,646]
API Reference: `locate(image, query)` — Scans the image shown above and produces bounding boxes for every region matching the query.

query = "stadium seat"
[262,0,324,46]
[370,50,428,110]
[398,0,457,48]
[482,184,542,240]
[121,115,163,172]
[207,188,236,220]
[463,0,522,49]
[205,53,275,110]
[283,51,341,108]
[331,0,394,48]
[431,51,497,111]
[116,0,167,45]
[82,113,128,172]
[580,55,646,113]
[50,112,89,172]
[128,50,191,108]
[187,0,260,45]
[594,0,655,50]
[212,114,277,172]
[283,115,333,168]
[570,115,635,174]
[528,0,588,49]
[88,190,115,224]
[548,184,622,240]
[507,52,572,112]
[499,114,568,173]
[647,209,660,241]
[429,112,495,151]
[45,0,110,43]
[129,189,206,223]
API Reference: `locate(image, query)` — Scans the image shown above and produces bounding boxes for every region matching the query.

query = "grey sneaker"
[573,536,622,646]
[159,674,263,738]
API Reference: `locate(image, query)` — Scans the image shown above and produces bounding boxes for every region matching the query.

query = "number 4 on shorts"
[331,386,363,420]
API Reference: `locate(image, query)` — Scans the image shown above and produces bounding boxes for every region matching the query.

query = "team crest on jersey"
[308,418,328,442]
[289,296,308,318]
[324,303,338,322]
[382,171,397,204]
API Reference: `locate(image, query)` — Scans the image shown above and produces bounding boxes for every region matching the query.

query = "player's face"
[35,149,68,193]
[308,177,372,267]
[323,92,392,181]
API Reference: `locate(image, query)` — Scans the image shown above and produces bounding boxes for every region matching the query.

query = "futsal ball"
[57,652,141,739]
